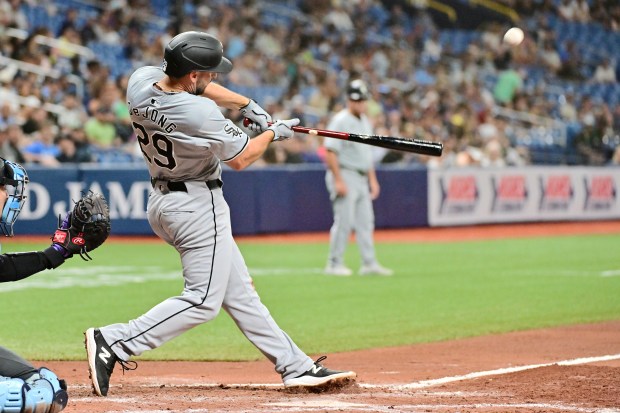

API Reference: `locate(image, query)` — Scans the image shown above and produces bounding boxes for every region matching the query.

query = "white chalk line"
[0,266,180,292]
[70,352,620,413]
[504,268,620,277]
[0,267,327,293]
[362,353,620,390]
[4,265,617,293]
[601,269,620,277]
[70,353,620,394]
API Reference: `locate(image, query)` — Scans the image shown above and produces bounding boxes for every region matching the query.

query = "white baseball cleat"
[359,264,393,276]
[324,265,353,276]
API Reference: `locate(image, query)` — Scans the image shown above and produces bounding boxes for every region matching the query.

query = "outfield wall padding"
[14,165,428,236]
[13,165,618,236]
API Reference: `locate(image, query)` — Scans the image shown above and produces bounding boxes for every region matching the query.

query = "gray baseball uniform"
[99,66,314,381]
[325,109,378,267]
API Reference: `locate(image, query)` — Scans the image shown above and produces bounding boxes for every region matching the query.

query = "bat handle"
[243,117,344,138]
[243,118,273,127]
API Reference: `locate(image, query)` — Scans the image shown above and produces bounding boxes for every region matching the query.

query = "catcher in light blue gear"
[0,157,110,413]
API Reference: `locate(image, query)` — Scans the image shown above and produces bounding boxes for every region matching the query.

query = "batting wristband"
[239,98,254,110]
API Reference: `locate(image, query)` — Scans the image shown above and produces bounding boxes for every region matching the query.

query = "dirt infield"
[47,321,620,413]
[38,221,620,413]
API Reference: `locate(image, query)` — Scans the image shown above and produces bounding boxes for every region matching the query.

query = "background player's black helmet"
[347,79,370,101]
[163,31,233,78]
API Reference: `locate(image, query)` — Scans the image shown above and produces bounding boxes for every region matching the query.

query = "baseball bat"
[243,118,443,157]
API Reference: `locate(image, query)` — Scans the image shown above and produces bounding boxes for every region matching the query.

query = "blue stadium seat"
[368,3,390,27]
[13,0,620,168]
[91,148,139,164]
[300,86,317,102]
[256,85,285,102]
[150,0,170,18]
[261,10,293,29]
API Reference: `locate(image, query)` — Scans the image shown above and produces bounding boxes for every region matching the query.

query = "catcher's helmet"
[0,157,28,236]
[347,79,370,101]
[163,31,232,78]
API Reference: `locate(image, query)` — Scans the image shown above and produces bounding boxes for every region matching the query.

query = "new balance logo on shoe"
[309,364,323,375]
[85,328,117,397]
[98,347,112,365]
[84,328,137,397]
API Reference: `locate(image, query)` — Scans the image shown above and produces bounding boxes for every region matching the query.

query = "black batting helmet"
[163,31,233,78]
[347,79,370,101]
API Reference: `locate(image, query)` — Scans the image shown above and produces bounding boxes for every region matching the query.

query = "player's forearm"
[325,150,343,180]
[0,247,65,282]
[202,83,250,110]
[368,168,380,198]
[368,168,377,183]
[226,131,275,170]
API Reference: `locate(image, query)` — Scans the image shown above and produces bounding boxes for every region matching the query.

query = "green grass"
[1,234,619,361]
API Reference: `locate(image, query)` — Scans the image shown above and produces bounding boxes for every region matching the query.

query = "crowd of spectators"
[0,0,618,170]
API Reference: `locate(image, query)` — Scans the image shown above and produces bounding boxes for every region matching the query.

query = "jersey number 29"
[133,122,177,169]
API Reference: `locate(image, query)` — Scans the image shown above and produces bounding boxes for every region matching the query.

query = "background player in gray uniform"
[84,31,356,397]
[0,157,75,413]
[324,80,393,277]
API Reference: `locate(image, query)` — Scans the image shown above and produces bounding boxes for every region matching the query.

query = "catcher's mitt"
[52,191,111,261]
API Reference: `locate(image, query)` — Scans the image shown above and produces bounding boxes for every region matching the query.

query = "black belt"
[342,167,367,176]
[151,178,222,192]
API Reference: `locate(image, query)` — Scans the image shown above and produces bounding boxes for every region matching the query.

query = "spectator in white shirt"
[592,58,617,83]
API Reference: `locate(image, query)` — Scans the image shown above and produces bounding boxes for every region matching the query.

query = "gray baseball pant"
[100,181,313,381]
[326,169,378,267]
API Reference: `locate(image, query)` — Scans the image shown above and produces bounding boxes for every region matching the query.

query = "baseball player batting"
[84,31,356,397]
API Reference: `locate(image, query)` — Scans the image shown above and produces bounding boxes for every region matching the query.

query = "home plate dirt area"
[43,221,620,413]
[45,321,620,413]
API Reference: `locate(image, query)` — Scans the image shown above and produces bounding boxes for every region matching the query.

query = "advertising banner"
[15,165,428,235]
[428,167,620,226]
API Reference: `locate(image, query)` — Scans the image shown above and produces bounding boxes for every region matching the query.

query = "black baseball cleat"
[283,356,356,387]
[84,328,118,396]
[84,328,138,396]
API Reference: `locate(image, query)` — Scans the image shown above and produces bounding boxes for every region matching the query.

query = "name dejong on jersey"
[128,103,178,134]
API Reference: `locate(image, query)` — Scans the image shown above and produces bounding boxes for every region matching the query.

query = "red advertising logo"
[589,176,614,200]
[584,175,616,210]
[545,175,571,200]
[439,175,478,214]
[447,176,477,201]
[540,175,573,211]
[497,176,526,200]
[492,175,528,212]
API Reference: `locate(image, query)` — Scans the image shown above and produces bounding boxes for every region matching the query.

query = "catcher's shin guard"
[0,377,26,413]
[34,368,68,413]
[0,370,68,413]
[20,368,68,413]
